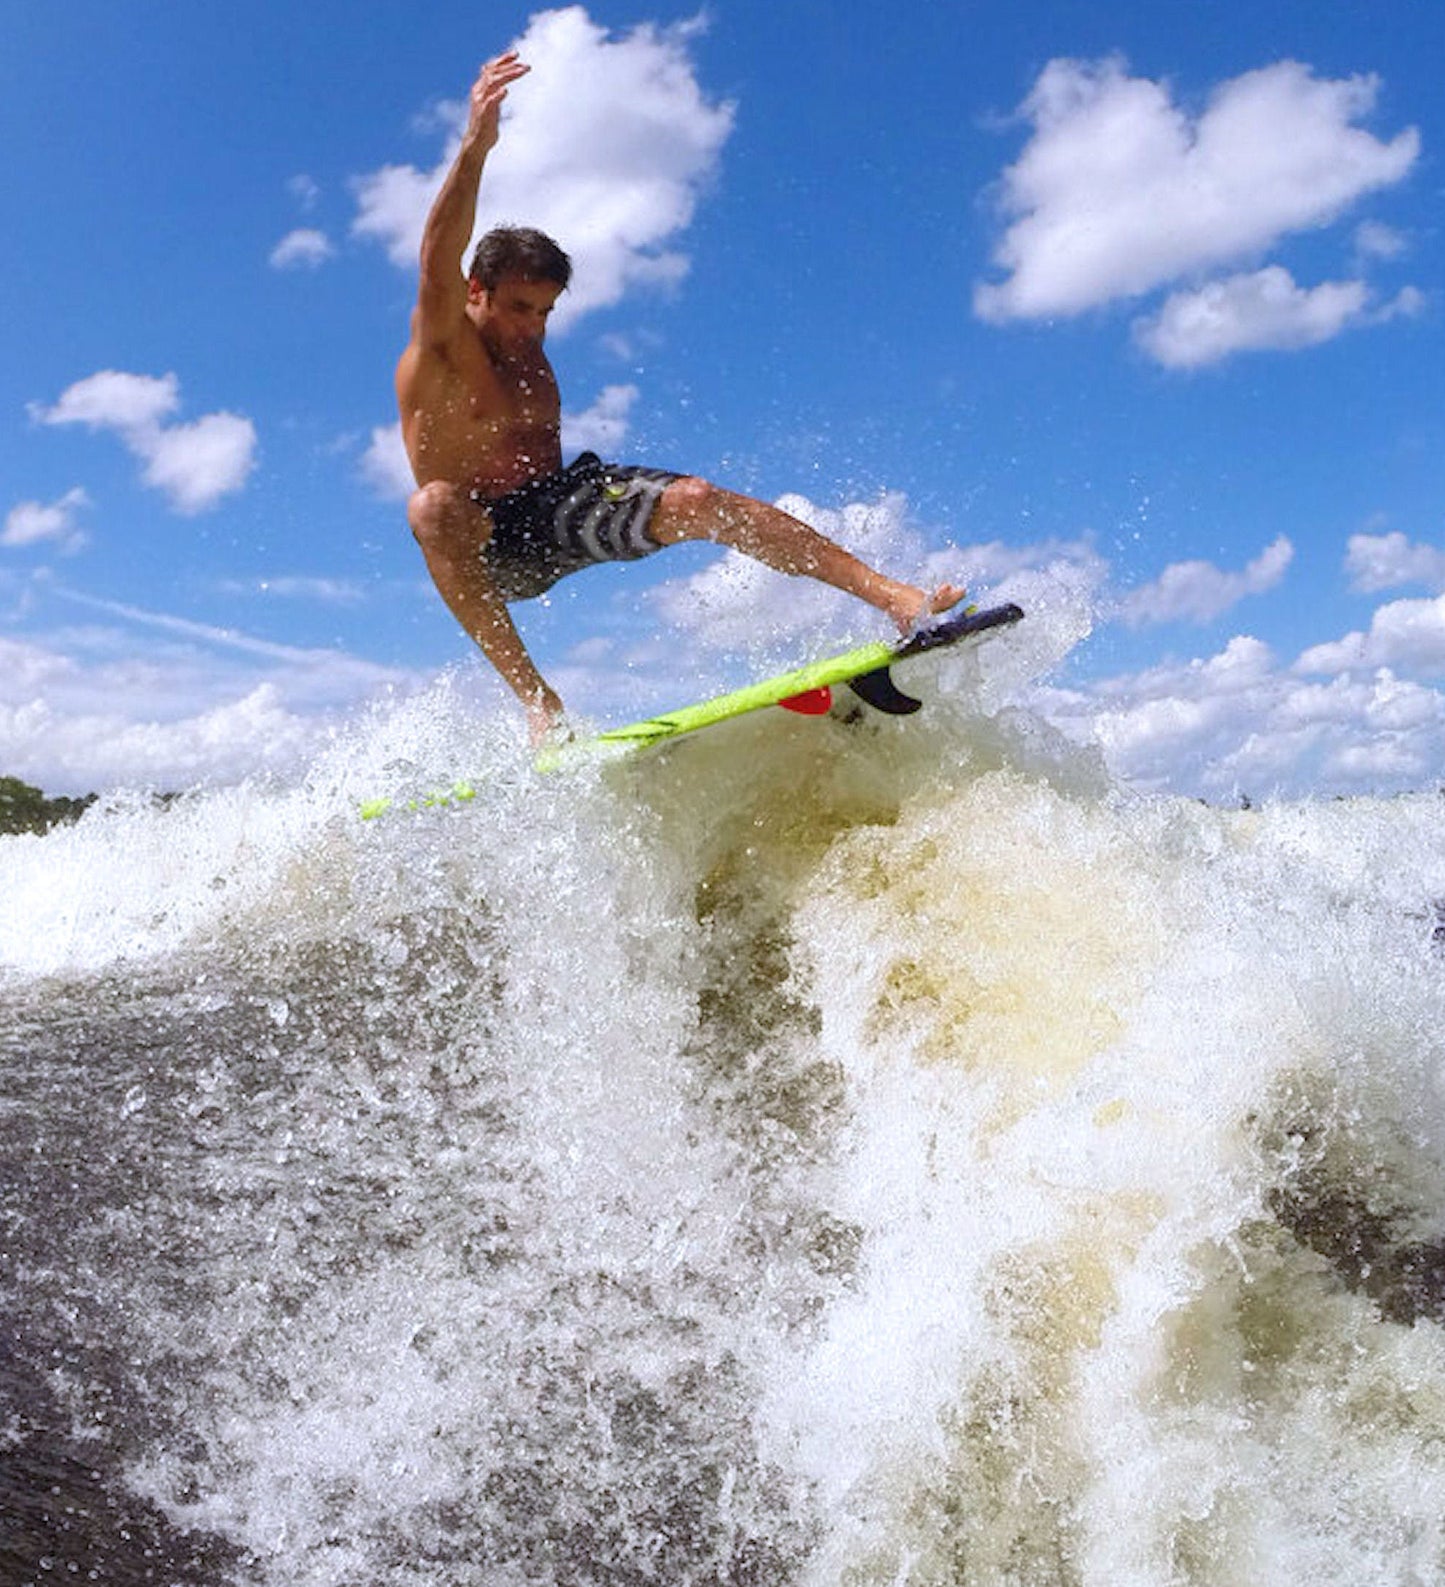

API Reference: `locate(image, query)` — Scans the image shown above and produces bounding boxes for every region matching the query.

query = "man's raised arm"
[414,51,529,336]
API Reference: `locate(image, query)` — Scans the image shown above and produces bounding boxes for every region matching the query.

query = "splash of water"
[3,638,1444,1586]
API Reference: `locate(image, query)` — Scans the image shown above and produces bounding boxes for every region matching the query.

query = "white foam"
[7,656,1445,1586]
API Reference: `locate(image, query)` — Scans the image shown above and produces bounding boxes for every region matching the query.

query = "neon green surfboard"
[536,600,1023,771]
[360,602,1023,816]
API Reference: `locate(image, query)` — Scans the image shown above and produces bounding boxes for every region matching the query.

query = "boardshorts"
[473,452,682,601]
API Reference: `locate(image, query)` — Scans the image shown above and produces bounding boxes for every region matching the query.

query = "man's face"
[473,274,563,350]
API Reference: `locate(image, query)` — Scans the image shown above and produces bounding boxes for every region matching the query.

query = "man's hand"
[413,50,527,317]
[525,685,567,749]
[467,50,530,153]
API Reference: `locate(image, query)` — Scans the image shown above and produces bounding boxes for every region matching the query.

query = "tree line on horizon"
[0,776,97,837]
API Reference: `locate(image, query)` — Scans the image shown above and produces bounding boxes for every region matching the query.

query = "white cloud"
[561,383,638,454]
[1134,266,1424,369]
[975,57,1419,326]
[287,174,321,211]
[34,370,179,432]
[212,575,367,605]
[0,680,319,796]
[3,487,91,553]
[941,534,1104,589]
[1372,285,1427,323]
[351,6,735,331]
[350,163,435,266]
[261,577,365,604]
[1041,635,1279,789]
[1117,535,1293,626]
[1294,631,1368,675]
[1291,670,1441,734]
[1296,593,1445,677]
[138,414,259,515]
[0,594,416,793]
[270,227,335,269]
[1345,530,1445,594]
[32,371,257,515]
[1323,734,1431,784]
[54,587,377,670]
[360,422,415,500]
[1354,218,1407,260]
[1042,630,1445,798]
[1134,268,1369,368]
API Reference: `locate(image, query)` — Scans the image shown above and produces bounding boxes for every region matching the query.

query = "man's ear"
[466,277,489,307]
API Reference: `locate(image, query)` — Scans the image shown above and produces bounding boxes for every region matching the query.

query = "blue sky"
[3,0,1443,796]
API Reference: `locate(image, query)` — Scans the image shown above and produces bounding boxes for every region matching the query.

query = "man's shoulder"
[399,316,486,387]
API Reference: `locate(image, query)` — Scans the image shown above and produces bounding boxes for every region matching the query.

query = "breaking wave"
[4,628,1445,1585]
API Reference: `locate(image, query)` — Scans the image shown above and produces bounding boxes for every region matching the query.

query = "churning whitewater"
[4,629,1445,1587]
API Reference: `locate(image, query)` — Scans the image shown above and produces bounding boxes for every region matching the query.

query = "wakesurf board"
[535,600,1024,771]
[360,602,1023,815]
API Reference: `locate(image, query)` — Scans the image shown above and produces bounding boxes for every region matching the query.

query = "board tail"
[895,601,1025,658]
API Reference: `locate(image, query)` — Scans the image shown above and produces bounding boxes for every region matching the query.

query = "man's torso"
[397,326,563,498]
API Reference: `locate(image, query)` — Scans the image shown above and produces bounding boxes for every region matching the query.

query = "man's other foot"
[889,582,967,637]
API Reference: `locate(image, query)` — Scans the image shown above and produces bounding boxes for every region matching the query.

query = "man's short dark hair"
[468,226,572,292]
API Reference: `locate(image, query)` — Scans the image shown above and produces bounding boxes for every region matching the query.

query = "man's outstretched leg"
[649,477,964,634]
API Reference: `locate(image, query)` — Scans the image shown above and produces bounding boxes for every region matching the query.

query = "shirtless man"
[398,50,964,743]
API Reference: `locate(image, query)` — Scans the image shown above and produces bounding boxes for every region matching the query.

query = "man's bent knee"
[408,480,492,554]
[652,475,720,543]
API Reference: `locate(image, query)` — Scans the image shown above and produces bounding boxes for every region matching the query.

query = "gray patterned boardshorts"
[472,451,681,601]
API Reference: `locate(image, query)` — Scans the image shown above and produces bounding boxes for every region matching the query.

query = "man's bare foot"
[886,581,968,637]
